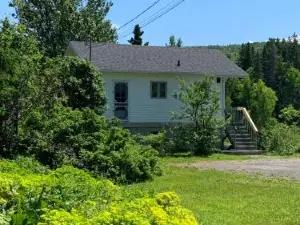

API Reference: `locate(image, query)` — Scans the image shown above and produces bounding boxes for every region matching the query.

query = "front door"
[114,81,128,120]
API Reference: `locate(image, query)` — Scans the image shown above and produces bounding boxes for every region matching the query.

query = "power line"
[142,0,186,28]
[117,0,162,31]
[118,0,179,37]
[118,0,186,40]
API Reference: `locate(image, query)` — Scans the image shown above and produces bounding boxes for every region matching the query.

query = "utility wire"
[118,0,179,37]
[118,0,186,40]
[117,0,162,31]
[142,0,186,28]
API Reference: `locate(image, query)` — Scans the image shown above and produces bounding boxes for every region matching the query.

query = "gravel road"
[177,159,300,180]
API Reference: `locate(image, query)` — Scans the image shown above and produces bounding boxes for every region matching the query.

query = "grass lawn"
[160,154,256,164]
[129,157,300,225]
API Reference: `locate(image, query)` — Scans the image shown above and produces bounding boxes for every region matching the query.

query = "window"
[151,82,167,98]
[114,82,128,120]
[217,77,221,83]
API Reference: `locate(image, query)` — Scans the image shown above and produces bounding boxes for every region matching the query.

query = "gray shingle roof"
[68,41,246,77]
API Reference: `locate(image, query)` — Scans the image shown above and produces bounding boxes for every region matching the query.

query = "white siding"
[102,73,225,123]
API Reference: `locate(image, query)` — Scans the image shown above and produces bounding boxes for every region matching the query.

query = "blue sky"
[1,0,300,46]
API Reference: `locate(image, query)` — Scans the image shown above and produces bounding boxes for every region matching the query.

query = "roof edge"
[101,70,246,77]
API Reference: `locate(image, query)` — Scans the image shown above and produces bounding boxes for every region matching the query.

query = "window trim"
[150,81,167,99]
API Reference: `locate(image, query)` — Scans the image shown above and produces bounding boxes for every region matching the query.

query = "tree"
[250,79,278,128]
[10,0,117,57]
[172,76,224,155]
[128,24,149,46]
[44,56,107,113]
[0,22,42,156]
[250,52,263,82]
[166,35,183,47]
[279,105,300,126]
[238,42,254,71]
[262,39,279,90]
[280,67,300,109]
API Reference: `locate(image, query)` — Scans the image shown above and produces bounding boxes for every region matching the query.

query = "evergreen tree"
[168,35,176,47]
[128,24,149,46]
[262,39,279,91]
[251,52,263,82]
[177,38,183,47]
[238,42,254,71]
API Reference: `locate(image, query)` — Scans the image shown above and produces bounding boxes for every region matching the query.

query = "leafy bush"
[171,77,224,155]
[0,159,198,225]
[0,157,49,175]
[260,122,300,155]
[139,131,174,155]
[44,56,107,113]
[279,105,300,126]
[21,105,161,183]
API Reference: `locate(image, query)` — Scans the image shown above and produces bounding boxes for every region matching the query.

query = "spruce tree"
[238,42,254,71]
[251,52,263,82]
[177,38,183,47]
[262,39,279,91]
[128,24,149,46]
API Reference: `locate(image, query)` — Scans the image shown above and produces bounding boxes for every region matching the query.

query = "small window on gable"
[151,82,167,98]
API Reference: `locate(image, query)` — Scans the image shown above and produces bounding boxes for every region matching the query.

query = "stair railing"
[236,107,259,150]
[225,107,259,150]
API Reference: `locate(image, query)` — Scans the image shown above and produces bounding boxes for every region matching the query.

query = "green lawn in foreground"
[129,163,300,225]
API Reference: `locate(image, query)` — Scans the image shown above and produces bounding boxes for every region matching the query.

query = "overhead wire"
[118,0,187,40]
[118,0,180,37]
[117,0,162,31]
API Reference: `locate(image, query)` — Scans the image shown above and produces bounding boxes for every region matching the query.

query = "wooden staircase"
[224,107,262,155]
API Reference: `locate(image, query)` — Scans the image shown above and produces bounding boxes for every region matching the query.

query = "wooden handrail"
[237,107,258,133]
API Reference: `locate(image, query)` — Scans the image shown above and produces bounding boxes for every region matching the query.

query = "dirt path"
[176,159,300,180]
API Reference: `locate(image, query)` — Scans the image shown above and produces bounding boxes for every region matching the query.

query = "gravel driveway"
[178,159,300,181]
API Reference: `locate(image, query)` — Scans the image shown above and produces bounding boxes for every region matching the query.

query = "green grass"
[129,163,300,225]
[160,154,255,164]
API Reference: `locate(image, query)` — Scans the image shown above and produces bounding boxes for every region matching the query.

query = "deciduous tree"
[172,76,224,155]
[10,0,117,57]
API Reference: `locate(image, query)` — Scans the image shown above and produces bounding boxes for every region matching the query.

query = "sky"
[1,0,300,46]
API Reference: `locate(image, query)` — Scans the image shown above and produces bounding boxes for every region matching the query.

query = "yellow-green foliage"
[39,193,198,225]
[0,158,198,225]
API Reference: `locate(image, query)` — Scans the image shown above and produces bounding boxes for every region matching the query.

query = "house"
[66,41,246,134]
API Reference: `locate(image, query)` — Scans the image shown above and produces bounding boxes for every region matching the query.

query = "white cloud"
[248,40,254,43]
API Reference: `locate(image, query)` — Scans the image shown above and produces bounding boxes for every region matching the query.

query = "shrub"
[171,77,224,155]
[279,105,300,126]
[260,122,300,155]
[139,131,174,155]
[0,159,198,225]
[21,105,161,183]
[0,157,49,175]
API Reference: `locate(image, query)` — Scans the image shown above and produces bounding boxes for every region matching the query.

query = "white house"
[66,41,246,134]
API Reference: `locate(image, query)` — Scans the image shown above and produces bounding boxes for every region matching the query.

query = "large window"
[151,82,167,98]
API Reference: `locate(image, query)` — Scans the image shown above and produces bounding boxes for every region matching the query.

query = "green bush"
[21,105,161,183]
[0,159,198,225]
[171,77,224,155]
[139,131,174,155]
[279,105,300,126]
[260,122,300,155]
